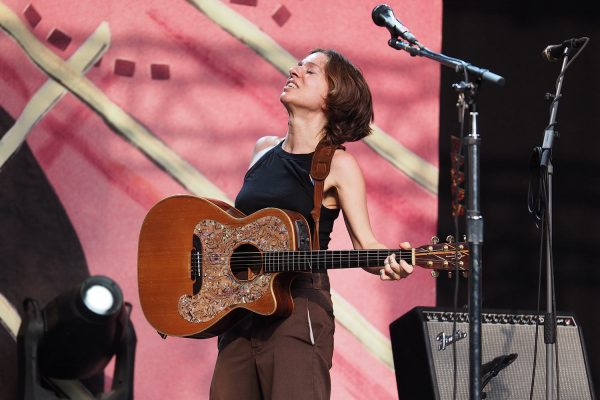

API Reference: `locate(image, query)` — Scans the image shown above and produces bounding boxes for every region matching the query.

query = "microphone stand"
[536,47,571,400]
[388,38,504,400]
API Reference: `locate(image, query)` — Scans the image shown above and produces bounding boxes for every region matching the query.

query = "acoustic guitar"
[138,195,469,338]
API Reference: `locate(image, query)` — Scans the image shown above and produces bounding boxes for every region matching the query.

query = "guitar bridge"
[191,234,202,294]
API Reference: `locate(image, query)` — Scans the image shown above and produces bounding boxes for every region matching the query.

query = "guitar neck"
[262,249,410,273]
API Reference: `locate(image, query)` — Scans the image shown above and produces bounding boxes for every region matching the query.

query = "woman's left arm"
[326,151,413,281]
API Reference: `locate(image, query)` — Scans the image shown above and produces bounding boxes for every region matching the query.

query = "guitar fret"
[294,252,298,272]
[279,251,283,273]
[271,252,275,273]
[264,252,268,273]
[269,252,273,273]
[319,251,323,272]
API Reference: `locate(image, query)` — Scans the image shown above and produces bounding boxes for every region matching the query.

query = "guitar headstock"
[414,236,470,278]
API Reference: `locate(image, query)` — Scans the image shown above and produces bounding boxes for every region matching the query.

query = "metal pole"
[545,163,554,399]
[466,110,483,400]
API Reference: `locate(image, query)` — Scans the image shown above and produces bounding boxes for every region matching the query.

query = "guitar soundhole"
[231,244,262,281]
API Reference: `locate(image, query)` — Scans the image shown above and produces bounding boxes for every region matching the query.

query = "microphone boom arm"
[388,38,505,86]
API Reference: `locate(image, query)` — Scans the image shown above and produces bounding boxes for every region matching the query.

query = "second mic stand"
[532,45,572,400]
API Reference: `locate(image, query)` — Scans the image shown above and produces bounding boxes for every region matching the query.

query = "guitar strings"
[190,249,463,257]
[190,250,465,258]
[190,249,466,266]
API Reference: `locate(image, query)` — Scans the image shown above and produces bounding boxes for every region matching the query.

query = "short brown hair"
[311,49,374,145]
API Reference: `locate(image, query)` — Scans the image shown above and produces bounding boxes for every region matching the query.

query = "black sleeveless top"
[235,141,340,251]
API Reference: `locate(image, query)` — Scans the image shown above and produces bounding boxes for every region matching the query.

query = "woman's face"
[280,52,329,113]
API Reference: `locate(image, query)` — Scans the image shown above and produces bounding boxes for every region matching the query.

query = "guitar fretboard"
[261,249,411,272]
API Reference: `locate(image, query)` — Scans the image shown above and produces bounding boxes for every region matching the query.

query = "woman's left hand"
[379,242,414,281]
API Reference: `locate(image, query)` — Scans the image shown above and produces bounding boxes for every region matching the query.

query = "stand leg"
[17,299,60,400]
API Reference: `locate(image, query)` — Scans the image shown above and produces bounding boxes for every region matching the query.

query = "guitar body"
[139,195,470,339]
[138,195,310,338]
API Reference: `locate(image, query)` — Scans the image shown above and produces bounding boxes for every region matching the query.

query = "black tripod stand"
[528,37,589,399]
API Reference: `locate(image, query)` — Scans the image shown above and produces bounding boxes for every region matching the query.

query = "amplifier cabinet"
[389,307,595,399]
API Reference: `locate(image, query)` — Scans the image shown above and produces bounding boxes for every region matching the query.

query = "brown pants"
[210,281,335,400]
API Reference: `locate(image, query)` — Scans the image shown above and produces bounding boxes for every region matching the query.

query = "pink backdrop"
[0,0,440,398]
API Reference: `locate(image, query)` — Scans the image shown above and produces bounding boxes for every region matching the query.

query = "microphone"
[542,38,587,62]
[372,4,420,46]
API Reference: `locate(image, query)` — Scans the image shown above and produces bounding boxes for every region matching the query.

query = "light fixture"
[18,275,136,400]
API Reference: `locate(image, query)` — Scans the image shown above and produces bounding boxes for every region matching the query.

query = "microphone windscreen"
[372,4,391,26]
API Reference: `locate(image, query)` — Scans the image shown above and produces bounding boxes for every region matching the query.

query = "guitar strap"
[309,140,344,251]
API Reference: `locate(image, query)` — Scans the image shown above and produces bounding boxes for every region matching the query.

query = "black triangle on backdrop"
[0,105,96,397]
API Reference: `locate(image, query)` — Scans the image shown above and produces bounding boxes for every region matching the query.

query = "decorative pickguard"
[178,215,290,323]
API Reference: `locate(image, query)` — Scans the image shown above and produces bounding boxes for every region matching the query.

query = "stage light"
[18,275,136,400]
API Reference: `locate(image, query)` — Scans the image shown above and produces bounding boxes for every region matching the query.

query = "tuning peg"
[431,270,439,278]
[431,236,440,244]
[446,235,455,243]
[462,234,467,242]
[448,271,453,278]
[462,271,469,278]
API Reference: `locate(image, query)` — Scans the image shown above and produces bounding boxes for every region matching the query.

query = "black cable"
[527,147,544,225]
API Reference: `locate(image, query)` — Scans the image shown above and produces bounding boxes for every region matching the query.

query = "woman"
[210,49,413,400]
